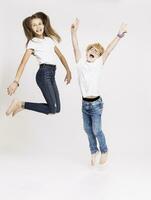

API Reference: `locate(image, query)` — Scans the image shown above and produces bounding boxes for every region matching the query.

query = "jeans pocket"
[92,102,103,115]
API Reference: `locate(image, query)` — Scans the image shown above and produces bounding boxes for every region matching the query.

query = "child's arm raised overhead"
[71,18,81,63]
[54,46,72,85]
[7,49,33,96]
[102,23,127,65]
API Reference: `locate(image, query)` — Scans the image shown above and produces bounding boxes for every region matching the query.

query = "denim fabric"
[24,64,60,114]
[82,97,108,154]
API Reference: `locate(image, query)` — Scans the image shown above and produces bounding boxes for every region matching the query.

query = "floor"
[0,151,150,200]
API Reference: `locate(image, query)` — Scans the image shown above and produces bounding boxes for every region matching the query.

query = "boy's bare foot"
[91,151,99,166]
[99,151,108,165]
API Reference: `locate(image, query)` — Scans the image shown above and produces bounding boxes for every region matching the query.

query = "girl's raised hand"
[7,81,19,96]
[71,18,79,32]
[118,23,127,37]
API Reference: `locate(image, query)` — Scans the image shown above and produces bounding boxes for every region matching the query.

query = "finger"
[124,24,128,31]
[76,18,79,22]
[67,79,71,84]
[8,89,11,95]
[123,23,127,29]
[10,90,13,95]
[75,18,79,25]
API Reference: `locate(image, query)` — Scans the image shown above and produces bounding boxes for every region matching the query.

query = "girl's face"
[86,47,100,62]
[31,18,44,38]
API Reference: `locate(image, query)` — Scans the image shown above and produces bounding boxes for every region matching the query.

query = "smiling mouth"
[36,29,42,33]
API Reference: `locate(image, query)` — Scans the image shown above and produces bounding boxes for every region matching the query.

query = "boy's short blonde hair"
[86,43,104,56]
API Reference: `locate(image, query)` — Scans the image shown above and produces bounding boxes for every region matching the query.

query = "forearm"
[105,36,121,54]
[102,36,122,65]
[71,32,78,51]
[71,31,81,62]
[14,50,32,83]
[14,64,25,82]
[59,56,71,73]
[102,23,127,65]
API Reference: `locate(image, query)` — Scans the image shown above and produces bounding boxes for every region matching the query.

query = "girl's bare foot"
[12,106,24,117]
[6,99,24,117]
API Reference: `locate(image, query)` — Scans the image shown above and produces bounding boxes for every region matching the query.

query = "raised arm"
[7,49,32,96]
[102,23,127,65]
[71,18,81,63]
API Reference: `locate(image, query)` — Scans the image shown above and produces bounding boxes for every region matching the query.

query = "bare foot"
[12,106,23,117]
[99,152,108,165]
[91,151,99,166]
[6,99,23,117]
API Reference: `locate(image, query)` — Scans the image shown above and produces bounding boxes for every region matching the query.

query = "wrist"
[13,80,19,87]
[117,31,126,38]
[67,70,71,74]
[71,30,77,34]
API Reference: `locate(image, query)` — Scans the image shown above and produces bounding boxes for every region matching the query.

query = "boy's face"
[31,18,44,37]
[86,47,101,62]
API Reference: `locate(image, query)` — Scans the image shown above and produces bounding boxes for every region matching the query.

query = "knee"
[47,105,61,114]
[47,106,56,114]
[84,125,91,134]
[56,107,61,113]
[92,128,101,136]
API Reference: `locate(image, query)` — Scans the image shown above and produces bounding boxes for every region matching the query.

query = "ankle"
[21,102,25,109]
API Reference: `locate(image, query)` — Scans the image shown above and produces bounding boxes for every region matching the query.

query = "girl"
[71,18,127,165]
[6,12,71,116]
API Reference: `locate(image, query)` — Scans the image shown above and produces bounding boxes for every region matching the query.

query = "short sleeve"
[26,40,35,50]
[47,37,58,48]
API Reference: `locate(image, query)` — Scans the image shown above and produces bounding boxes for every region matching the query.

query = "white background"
[0,0,151,199]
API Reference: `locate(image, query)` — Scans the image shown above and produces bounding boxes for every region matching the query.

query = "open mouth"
[89,54,94,58]
[36,29,42,33]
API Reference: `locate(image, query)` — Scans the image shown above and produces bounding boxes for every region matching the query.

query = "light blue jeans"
[82,97,108,154]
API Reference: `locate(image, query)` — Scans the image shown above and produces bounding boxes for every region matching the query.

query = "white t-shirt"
[26,36,58,65]
[77,58,103,97]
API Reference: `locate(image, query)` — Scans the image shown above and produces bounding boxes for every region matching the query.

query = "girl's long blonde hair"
[22,12,61,45]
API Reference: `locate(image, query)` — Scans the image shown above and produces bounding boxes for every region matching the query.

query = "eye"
[39,21,43,26]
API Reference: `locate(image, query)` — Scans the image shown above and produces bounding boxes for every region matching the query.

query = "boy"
[71,18,127,165]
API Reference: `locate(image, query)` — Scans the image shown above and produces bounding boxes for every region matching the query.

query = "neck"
[35,35,44,39]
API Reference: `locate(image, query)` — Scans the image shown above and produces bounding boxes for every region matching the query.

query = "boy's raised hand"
[71,18,79,32]
[118,23,127,37]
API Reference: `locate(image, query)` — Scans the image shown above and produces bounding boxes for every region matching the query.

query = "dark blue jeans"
[82,97,108,154]
[24,64,60,114]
